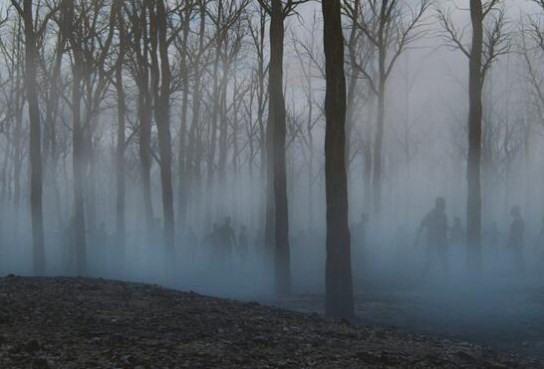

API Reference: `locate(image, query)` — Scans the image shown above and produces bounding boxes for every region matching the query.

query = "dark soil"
[0,276,541,368]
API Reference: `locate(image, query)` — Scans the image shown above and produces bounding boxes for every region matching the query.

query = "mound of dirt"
[0,276,540,368]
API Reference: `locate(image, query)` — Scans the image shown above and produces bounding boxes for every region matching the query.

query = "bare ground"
[0,276,541,368]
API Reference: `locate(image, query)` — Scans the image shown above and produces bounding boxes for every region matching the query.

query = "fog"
[1,0,544,357]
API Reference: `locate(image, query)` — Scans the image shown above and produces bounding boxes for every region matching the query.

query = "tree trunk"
[268,0,291,295]
[66,0,87,276]
[136,4,154,236]
[372,71,386,215]
[18,0,46,274]
[115,14,126,249]
[205,1,223,224]
[152,0,175,249]
[322,0,354,319]
[177,11,191,232]
[466,0,483,271]
[187,1,207,224]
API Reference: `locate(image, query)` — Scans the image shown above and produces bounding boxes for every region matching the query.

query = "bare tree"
[258,0,309,295]
[344,0,431,214]
[126,0,154,235]
[149,0,175,249]
[322,0,354,319]
[439,0,509,271]
[64,0,88,275]
[10,0,53,274]
[114,1,127,248]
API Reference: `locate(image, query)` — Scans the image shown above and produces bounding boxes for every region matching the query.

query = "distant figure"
[416,197,449,278]
[219,217,237,257]
[238,225,248,262]
[450,216,465,248]
[507,206,525,273]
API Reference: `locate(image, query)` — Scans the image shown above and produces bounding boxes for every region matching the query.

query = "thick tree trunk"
[322,0,354,320]
[19,0,46,274]
[466,0,483,271]
[268,0,291,295]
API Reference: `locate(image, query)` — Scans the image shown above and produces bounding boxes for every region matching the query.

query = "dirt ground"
[0,276,541,368]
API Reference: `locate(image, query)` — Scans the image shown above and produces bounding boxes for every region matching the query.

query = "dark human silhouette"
[213,217,236,268]
[416,197,449,278]
[219,217,236,245]
[507,206,525,273]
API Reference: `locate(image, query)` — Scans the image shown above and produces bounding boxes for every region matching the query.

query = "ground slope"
[0,276,540,368]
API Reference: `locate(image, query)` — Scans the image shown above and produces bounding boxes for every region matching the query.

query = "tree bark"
[177,10,191,232]
[322,0,354,319]
[16,0,46,274]
[466,0,483,271]
[115,9,127,248]
[65,0,88,276]
[134,3,154,235]
[267,0,291,295]
[151,0,175,249]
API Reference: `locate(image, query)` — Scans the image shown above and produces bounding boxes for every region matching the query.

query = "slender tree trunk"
[187,1,206,225]
[466,0,483,271]
[18,0,46,274]
[45,31,64,230]
[135,4,154,235]
[152,0,175,249]
[372,73,386,215]
[115,16,126,248]
[177,13,191,233]
[205,1,223,224]
[307,98,314,228]
[13,73,23,210]
[322,0,354,319]
[65,0,88,275]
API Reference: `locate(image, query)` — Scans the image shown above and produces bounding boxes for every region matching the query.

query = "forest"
[1,0,544,365]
